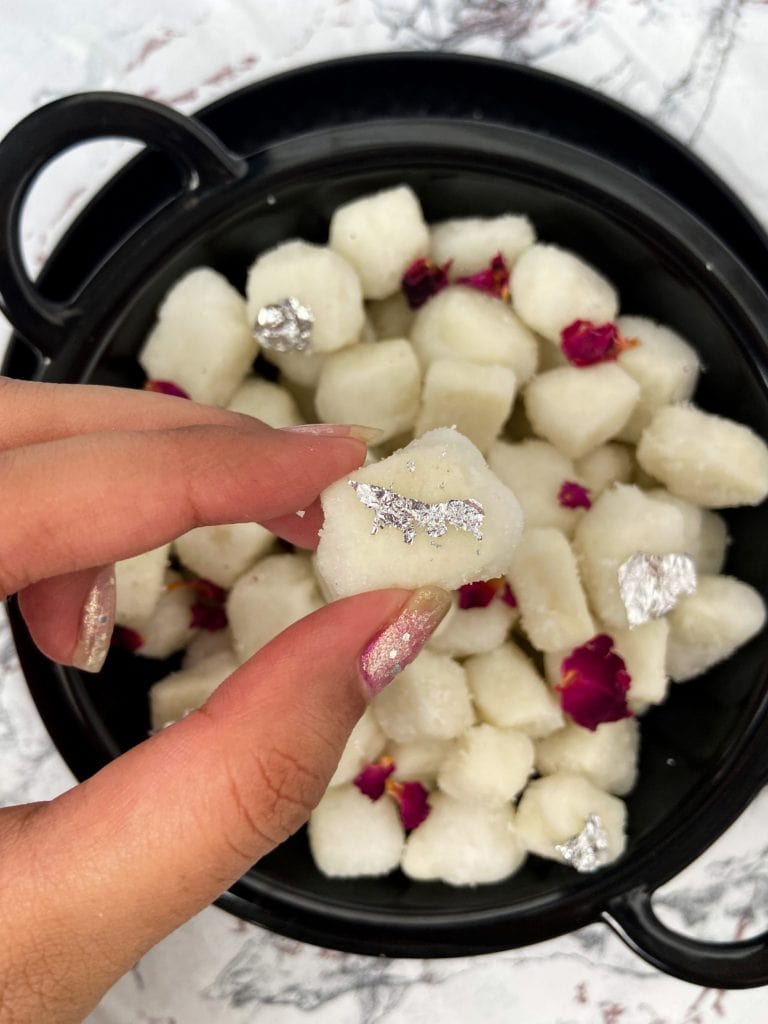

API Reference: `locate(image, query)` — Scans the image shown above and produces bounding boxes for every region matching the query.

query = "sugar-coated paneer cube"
[465,642,564,738]
[697,510,730,575]
[366,292,415,339]
[315,340,421,442]
[401,794,525,886]
[174,523,276,590]
[329,707,387,787]
[415,359,517,455]
[246,240,364,353]
[611,619,670,711]
[411,286,538,384]
[647,489,703,557]
[535,719,639,796]
[437,724,535,805]
[149,650,237,731]
[573,484,686,630]
[508,528,595,652]
[329,185,429,299]
[227,376,302,427]
[430,214,536,276]
[135,571,196,660]
[488,439,584,536]
[524,364,640,459]
[511,244,618,343]
[227,553,323,662]
[182,627,234,669]
[616,316,700,442]
[574,443,633,498]
[388,738,454,783]
[271,348,326,388]
[427,593,517,658]
[316,429,523,599]
[515,772,627,866]
[115,544,171,631]
[372,649,474,742]
[308,784,405,877]
[637,405,768,508]
[667,575,766,682]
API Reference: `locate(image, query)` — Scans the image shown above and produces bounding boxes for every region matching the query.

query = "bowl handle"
[604,885,768,988]
[0,92,246,360]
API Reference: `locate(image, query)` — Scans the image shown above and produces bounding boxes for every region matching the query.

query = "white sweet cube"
[315,339,421,442]
[115,544,171,631]
[371,649,474,742]
[524,365,640,459]
[182,628,234,669]
[329,185,429,299]
[575,444,633,497]
[388,738,454,783]
[637,405,768,508]
[227,376,302,427]
[437,724,535,806]
[316,429,524,599]
[174,523,276,590]
[536,335,569,372]
[429,214,536,276]
[488,439,583,536]
[515,772,627,866]
[149,650,238,731]
[136,572,196,660]
[427,594,517,658]
[615,316,700,441]
[246,240,364,353]
[366,292,415,339]
[573,484,686,630]
[667,575,766,682]
[329,707,387,787]
[271,348,326,388]
[401,793,525,886]
[411,286,538,385]
[511,244,618,343]
[612,619,670,711]
[226,553,323,662]
[308,784,404,878]
[508,528,594,652]
[647,489,703,558]
[140,268,256,407]
[415,359,517,455]
[465,642,565,738]
[697,511,730,575]
[535,719,640,796]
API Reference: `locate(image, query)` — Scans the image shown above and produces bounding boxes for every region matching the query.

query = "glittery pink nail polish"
[72,565,116,673]
[359,587,452,697]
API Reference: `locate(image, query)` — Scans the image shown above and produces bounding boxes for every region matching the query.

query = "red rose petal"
[557,634,633,731]
[190,604,228,631]
[560,320,638,368]
[458,577,515,610]
[500,582,517,608]
[558,480,592,510]
[354,756,396,801]
[385,778,431,830]
[144,380,191,399]
[456,252,510,300]
[401,257,452,309]
[111,626,144,653]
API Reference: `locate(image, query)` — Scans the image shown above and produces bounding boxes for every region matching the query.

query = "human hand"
[0,377,450,1024]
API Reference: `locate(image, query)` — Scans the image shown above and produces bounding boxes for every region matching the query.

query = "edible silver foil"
[618,552,697,628]
[555,813,609,873]
[253,296,313,352]
[349,480,484,545]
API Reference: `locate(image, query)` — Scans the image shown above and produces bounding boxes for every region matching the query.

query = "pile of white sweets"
[116,184,768,886]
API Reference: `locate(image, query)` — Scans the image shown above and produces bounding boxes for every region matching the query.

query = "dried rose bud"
[401,257,452,309]
[385,777,431,830]
[558,480,592,510]
[557,634,633,731]
[456,252,510,300]
[144,380,191,399]
[354,756,396,800]
[111,626,144,652]
[560,320,638,367]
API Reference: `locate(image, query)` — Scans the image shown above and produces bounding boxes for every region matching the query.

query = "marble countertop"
[2,1,768,1020]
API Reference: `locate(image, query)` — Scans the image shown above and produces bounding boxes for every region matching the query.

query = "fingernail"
[72,566,116,673]
[359,587,452,698]
[284,423,384,444]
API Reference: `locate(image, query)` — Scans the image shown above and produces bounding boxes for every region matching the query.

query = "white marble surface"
[1,1,768,1020]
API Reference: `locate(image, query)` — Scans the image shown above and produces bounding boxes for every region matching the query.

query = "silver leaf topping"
[618,552,697,628]
[555,813,609,873]
[349,481,484,545]
[253,296,313,353]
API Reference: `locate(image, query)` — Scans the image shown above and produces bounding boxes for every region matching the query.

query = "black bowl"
[2,54,768,988]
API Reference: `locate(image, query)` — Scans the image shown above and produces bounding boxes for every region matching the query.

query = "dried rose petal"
[111,626,144,652]
[456,252,510,300]
[401,257,451,309]
[557,634,633,731]
[190,605,228,631]
[458,577,513,610]
[500,582,517,608]
[354,756,396,800]
[558,480,592,510]
[172,577,230,632]
[144,379,190,399]
[560,320,638,368]
[190,579,227,606]
[385,777,431,830]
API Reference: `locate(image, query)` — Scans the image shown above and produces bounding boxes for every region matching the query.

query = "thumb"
[1,587,450,1022]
